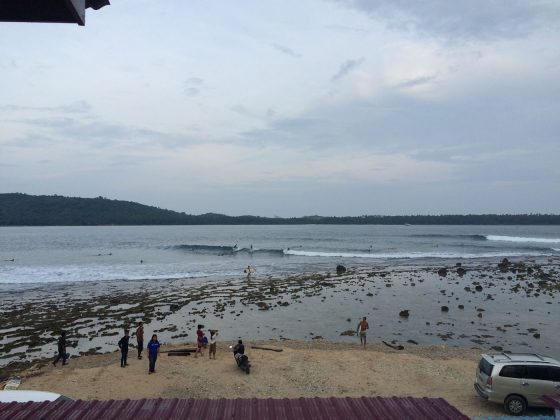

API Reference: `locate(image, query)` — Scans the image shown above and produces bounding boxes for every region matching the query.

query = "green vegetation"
[1,193,559,225]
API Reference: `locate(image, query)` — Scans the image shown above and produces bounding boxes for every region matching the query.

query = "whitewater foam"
[486,235,560,244]
[283,249,550,259]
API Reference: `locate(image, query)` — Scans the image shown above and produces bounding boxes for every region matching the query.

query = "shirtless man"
[357,316,369,348]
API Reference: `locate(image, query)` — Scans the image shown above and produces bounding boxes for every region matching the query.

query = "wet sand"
[1,258,559,377]
[15,340,554,418]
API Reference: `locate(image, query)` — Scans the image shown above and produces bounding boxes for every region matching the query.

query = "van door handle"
[521,381,529,387]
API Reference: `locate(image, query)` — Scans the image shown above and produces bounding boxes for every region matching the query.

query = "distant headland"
[1,193,559,226]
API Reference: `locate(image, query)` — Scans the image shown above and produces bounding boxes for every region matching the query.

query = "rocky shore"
[1,257,559,378]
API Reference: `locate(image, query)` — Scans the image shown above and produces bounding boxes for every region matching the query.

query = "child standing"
[195,324,205,358]
[118,329,130,367]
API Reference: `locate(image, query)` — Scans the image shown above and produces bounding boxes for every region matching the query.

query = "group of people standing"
[117,322,161,373]
[195,324,218,359]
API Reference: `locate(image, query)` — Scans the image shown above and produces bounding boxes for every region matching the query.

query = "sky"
[1,0,559,217]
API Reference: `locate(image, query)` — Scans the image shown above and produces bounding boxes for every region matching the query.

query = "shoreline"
[1,258,559,375]
[10,339,554,418]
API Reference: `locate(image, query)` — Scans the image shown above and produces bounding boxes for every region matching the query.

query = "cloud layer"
[1,0,559,216]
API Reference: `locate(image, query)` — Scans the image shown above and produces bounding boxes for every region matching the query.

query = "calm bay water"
[1,225,559,287]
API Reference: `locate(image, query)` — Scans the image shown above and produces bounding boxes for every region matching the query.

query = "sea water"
[1,224,559,287]
[1,225,559,365]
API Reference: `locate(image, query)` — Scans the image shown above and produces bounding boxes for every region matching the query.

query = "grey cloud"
[331,58,364,82]
[231,104,276,120]
[1,133,60,150]
[333,0,560,40]
[325,23,369,34]
[184,77,204,96]
[17,117,196,149]
[272,43,302,58]
[231,104,252,117]
[0,101,91,114]
[241,76,560,160]
[394,75,437,89]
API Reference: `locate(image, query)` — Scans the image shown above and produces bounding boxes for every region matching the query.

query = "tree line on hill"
[1,193,559,226]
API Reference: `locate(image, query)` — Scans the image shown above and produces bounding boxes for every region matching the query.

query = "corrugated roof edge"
[0,396,469,420]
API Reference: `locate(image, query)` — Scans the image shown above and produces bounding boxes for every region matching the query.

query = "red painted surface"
[541,394,560,409]
[0,396,468,419]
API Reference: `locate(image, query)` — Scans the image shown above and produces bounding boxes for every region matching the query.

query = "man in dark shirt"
[233,339,245,355]
[52,331,68,366]
[118,329,130,367]
[136,322,144,360]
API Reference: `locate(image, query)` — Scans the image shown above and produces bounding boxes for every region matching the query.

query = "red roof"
[0,396,467,420]
[541,394,560,409]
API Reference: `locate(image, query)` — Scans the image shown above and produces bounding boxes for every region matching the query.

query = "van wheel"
[504,395,526,416]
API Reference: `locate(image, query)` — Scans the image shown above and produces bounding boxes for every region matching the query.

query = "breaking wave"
[412,234,487,240]
[283,249,551,259]
[485,235,560,244]
[170,244,284,255]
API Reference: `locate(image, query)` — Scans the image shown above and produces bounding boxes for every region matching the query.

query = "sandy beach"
[3,258,559,373]
[12,339,553,418]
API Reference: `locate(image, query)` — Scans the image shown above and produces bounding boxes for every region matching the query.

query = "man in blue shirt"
[146,334,160,374]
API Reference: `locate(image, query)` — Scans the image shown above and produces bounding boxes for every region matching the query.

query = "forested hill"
[1,193,559,226]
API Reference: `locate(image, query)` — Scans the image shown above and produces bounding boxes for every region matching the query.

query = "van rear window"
[479,358,494,376]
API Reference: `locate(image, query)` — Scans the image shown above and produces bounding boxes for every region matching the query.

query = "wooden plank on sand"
[251,345,283,352]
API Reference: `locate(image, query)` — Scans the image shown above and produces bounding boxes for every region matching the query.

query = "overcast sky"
[1,1,559,216]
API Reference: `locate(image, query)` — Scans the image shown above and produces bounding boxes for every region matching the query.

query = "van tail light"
[486,376,492,388]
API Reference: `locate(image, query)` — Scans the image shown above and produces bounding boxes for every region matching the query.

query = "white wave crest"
[283,249,549,259]
[486,235,560,244]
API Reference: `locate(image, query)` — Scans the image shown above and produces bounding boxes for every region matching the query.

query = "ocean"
[1,225,559,287]
[1,225,559,367]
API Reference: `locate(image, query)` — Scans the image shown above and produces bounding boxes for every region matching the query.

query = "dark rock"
[475,285,483,292]
[533,333,541,339]
[256,302,270,311]
[441,306,449,312]
[457,267,467,276]
[458,304,464,309]
[437,268,448,277]
[399,309,410,318]
[455,262,462,267]
[340,330,356,336]
[477,312,483,318]
[498,260,510,272]
[336,265,346,274]
[407,339,418,345]
[491,346,503,351]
